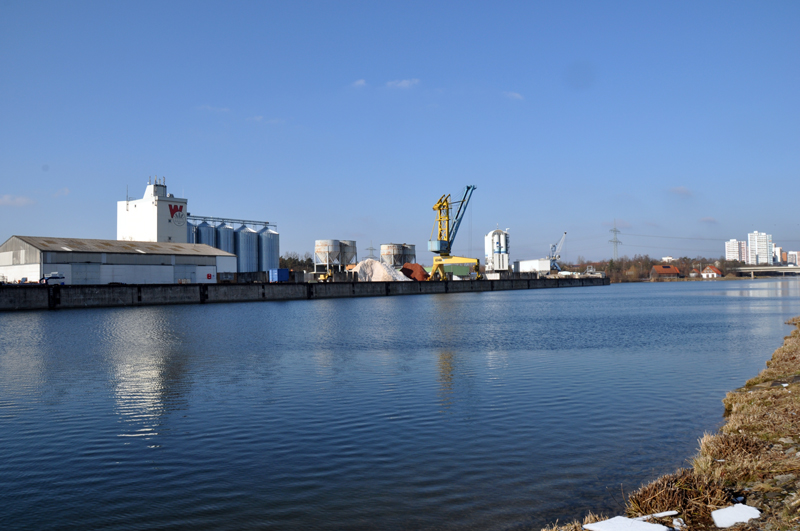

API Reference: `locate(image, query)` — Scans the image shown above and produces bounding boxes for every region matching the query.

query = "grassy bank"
[544,316,800,531]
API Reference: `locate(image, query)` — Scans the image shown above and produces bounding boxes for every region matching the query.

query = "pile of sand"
[352,259,410,282]
[400,262,429,281]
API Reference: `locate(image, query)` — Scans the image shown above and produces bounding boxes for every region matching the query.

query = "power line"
[609,220,622,261]
[622,233,723,241]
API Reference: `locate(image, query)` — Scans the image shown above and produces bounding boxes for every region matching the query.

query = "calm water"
[2,279,800,530]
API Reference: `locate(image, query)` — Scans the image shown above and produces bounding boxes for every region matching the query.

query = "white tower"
[117,177,189,243]
[484,229,510,272]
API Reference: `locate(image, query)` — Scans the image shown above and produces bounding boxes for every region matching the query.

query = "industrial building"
[0,236,236,284]
[484,229,509,272]
[0,178,279,285]
[118,178,280,276]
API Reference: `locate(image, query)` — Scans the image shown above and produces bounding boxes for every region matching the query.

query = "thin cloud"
[198,105,230,112]
[52,187,70,197]
[669,186,692,197]
[386,78,420,89]
[0,194,34,207]
[503,91,524,101]
[352,79,366,88]
[247,116,263,122]
[266,118,284,124]
[700,217,717,224]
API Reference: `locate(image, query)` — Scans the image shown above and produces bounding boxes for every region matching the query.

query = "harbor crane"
[427,185,483,281]
[548,232,567,272]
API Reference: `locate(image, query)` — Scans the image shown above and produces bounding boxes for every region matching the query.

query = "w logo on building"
[169,204,186,226]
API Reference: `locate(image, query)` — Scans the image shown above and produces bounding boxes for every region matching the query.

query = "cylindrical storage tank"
[216,223,235,254]
[315,240,340,266]
[402,244,416,264]
[234,225,258,273]
[339,240,357,265]
[380,244,404,268]
[258,227,280,271]
[187,222,198,244]
[197,221,216,248]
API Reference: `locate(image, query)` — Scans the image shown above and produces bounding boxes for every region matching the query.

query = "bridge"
[735,265,800,277]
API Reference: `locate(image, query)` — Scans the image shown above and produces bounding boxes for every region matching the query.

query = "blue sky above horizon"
[1,1,798,263]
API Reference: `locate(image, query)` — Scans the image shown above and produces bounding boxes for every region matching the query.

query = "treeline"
[564,254,745,283]
[279,252,314,271]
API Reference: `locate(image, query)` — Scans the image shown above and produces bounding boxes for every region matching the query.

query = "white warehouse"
[0,236,236,285]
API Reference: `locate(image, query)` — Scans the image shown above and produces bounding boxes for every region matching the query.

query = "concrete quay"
[0,277,609,311]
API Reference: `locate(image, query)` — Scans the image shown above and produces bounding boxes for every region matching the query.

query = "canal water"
[2,279,799,530]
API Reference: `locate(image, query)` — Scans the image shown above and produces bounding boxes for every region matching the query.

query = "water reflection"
[99,308,192,444]
[438,351,456,411]
[719,279,800,298]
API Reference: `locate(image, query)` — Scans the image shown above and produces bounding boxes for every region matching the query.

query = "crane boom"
[428,185,476,256]
[427,185,481,281]
[548,232,567,271]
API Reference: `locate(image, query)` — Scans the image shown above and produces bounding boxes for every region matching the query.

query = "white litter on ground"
[633,511,678,521]
[711,504,761,528]
[351,259,411,282]
[583,516,668,531]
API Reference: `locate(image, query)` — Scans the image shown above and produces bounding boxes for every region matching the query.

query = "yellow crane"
[427,186,482,281]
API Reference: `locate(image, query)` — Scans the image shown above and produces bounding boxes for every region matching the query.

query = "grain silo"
[234,225,258,273]
[197,221,216,247]
[216,223,235,254]
[187,222,198,244]
[257,227,280,271]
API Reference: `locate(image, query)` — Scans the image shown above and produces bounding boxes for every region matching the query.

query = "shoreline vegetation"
[543,316,800,531]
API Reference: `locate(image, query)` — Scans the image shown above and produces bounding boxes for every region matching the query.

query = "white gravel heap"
[352,259,410,282]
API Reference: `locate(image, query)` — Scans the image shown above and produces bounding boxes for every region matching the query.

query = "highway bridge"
[735,265,800,277]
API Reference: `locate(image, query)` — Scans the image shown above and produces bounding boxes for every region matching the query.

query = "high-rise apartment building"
[774,246,784,265]
[724,239,747,262]
[747,231,773,265]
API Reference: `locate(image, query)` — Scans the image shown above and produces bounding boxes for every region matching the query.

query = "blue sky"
[1,1,798,263]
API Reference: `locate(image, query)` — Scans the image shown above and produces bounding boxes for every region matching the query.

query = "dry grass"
[539,512,607,531]
[541,316,800,531]
[626,468,730,528]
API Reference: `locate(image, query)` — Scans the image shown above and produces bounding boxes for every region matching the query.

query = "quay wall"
[0,277,609,312]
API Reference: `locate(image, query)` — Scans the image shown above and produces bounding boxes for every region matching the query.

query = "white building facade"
[747,231,773,265]
[724,239,747,262]
[484,229,510,272]
[118,178,189,243]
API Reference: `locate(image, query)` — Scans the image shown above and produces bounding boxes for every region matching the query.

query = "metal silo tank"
[257,227,280,271]
[339,240,357,266]
[315,240,340,267]
[380,244,404,267]
[187,222,198,244]
[234,225,258,273]
[216,223,235,254]
[197,221,216,248]
[402,244,416,264]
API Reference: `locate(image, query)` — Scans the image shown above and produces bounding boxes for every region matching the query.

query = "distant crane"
[428,186,482,281]
[548,232,567,272]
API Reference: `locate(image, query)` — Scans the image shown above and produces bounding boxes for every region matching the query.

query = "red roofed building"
[650,264,682,280]
[702,265,723,279]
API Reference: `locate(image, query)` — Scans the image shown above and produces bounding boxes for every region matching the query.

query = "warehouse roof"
[4,236,235,257]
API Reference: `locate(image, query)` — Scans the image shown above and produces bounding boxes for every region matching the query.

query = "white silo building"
[485,229,510,272]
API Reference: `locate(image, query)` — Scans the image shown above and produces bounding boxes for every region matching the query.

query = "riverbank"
[544,316,800,530]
